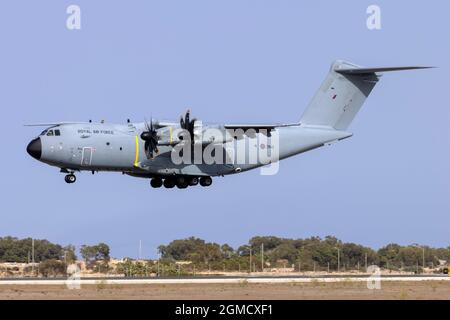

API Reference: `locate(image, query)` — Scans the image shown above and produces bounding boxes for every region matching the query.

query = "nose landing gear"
[64,174,76,184]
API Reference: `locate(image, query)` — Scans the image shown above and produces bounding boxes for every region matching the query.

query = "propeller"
[140,118,159,159]
[179,109,196,142]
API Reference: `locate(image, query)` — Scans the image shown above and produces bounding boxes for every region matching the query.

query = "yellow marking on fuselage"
[169,126,173,144]
[134,135,139,167]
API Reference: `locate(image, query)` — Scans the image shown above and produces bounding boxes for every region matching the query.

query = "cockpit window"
[40,128,60,137]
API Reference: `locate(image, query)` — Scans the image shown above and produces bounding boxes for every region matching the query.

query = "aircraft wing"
[224,124,278,130]
[24,122,91,127]
[224,123,298,130]
[224,123,298,137]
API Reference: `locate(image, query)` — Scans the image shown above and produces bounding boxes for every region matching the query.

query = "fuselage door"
[81,147,93,166]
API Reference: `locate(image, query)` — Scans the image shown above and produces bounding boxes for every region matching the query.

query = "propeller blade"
[185,110,190,127]
[179,109,196,142]
[144,141,150,158]
[141,116,160,159]
[180,116,185,129]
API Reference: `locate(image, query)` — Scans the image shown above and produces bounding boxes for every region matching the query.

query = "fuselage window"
[46,130,54,136]
[40,130,48,136]
[55,129,61,136]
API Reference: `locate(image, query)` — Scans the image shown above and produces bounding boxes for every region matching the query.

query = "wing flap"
[224,124,278,131]
[224,123,299,138]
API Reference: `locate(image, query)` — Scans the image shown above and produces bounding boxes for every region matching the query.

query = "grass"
[238,279,249,287]
[399,289,408,300]
[96,280,107,291]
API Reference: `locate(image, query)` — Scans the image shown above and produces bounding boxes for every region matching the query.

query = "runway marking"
[0,277,449,286]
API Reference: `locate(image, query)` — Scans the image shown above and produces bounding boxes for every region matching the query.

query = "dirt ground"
[0,281,449,300]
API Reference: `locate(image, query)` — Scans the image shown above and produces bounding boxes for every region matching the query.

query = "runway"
[1,275,449,299]
[0,274,449,286]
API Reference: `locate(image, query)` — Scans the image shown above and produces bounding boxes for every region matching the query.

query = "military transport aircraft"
[26,60,430,189]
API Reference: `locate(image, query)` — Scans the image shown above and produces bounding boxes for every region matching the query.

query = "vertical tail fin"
[300,60,432,130]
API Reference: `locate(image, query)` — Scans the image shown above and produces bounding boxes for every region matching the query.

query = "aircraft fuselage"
[26,121,352,187]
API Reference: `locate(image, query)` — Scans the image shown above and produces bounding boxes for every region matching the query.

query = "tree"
[80,245,96,266]
[154,236,450,273]
[39,260,67,277]
[270,243,298,264]
[96,243,110,261]
[63,245,77,264]
[159,237,207,261]
[80,243,110,269]
[221,244,235,258]
[237,245,251,257]
[0,237,64,263]
[249,236,283,251]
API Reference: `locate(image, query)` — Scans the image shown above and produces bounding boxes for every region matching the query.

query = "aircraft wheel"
[65,174,76,184]
[163,178,175,189]
[177,183,188,189]
[188,177,199,186]
[150,177,163,188]
[176,177,189,189]
[200,176,212,187]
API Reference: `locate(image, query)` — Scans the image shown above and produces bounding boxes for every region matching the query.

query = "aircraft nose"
[27,137,42,160]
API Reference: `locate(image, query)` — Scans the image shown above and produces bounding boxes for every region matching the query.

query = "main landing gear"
[64,174,76,184]
[150,177,163,188]
[199,176,212,187]
[150,176,212,189]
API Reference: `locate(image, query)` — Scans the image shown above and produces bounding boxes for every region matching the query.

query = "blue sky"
[0,1,448,258]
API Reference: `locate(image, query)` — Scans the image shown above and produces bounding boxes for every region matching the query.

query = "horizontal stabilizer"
[336,66,434,75]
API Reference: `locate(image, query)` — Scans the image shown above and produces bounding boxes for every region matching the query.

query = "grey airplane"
[26,60,430,189]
